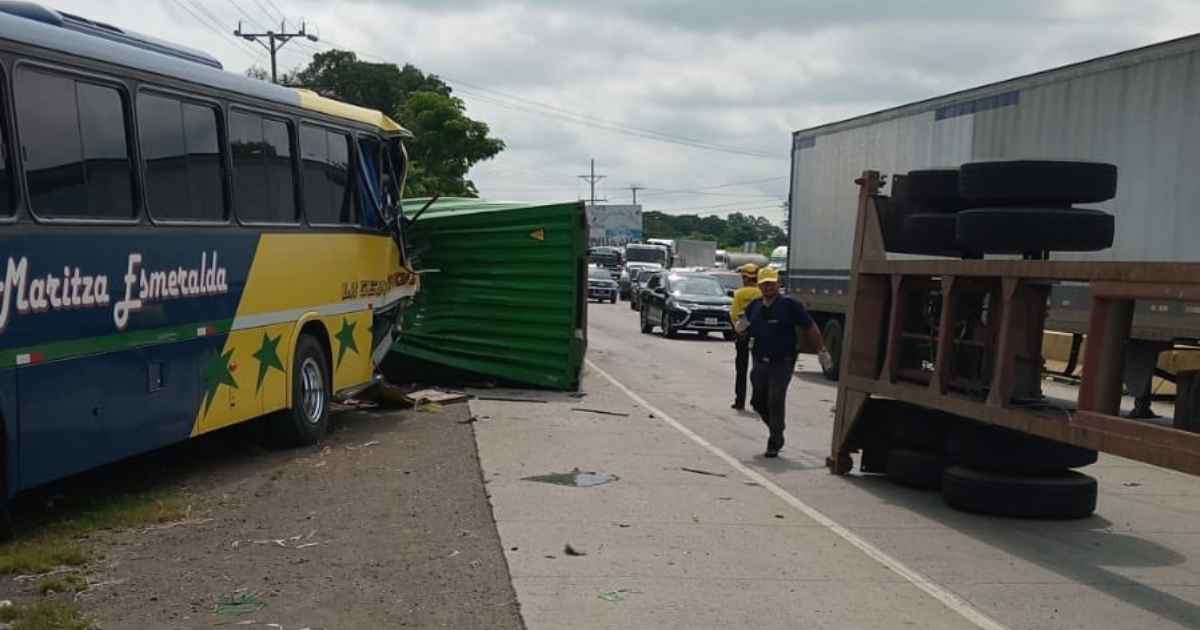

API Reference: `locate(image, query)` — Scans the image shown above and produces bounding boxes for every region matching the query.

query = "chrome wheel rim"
[300,356,325,424]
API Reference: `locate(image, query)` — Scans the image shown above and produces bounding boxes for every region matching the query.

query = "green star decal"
[334,318,359,367]
[203,349,238,415]
[251,333,285,393]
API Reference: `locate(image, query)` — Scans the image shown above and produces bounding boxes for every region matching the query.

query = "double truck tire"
[898,161,1118,256]
[943,422,1099,519]
[943,466,1097,520]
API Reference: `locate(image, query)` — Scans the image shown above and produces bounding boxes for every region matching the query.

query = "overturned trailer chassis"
[831,171,1200,476]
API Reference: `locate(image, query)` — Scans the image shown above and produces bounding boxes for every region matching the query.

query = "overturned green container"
[389,198,588,390]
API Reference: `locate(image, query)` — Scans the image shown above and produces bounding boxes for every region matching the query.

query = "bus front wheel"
[271,335,331,447]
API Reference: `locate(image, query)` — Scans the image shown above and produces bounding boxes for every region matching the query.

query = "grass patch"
[36,573,87,596]
[0,599,96,630]
[0,492,191,575]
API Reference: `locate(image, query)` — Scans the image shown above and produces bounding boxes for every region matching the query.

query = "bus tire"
[271,335,331,447]
[958,160,1118,205]
[821,319,843,381]
[942,466,1097,519]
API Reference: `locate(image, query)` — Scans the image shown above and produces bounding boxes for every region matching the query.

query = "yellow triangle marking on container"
[531,228,545,241]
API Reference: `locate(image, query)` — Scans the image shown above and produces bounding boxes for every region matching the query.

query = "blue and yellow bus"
[0,4,419,531]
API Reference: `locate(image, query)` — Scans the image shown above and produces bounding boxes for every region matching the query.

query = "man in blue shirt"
[743,267,830,457]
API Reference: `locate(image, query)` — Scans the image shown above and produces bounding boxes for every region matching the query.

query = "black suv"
[639,272,734,340]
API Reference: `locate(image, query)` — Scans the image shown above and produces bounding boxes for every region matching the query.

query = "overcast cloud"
[47,1,1200,222]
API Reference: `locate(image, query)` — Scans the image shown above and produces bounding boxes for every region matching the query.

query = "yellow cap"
[737,263,759,276]
[756,267,780,285]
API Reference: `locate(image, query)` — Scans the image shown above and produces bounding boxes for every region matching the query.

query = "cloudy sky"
[48,1,1200,223]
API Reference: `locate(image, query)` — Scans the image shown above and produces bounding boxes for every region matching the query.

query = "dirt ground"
[2,402,525,630]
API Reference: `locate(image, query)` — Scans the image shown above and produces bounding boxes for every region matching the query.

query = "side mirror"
[726,289,736,297]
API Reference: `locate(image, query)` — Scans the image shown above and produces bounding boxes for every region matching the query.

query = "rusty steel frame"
[829,170,1200,476]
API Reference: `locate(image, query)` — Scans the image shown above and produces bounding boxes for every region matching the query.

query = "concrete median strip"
[584,358,1010,630]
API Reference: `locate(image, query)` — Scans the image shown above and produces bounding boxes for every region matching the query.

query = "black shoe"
[764,448,780,458]
[731,402,744,410]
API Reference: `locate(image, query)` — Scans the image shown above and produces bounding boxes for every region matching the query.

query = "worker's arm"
[805,323,826,354]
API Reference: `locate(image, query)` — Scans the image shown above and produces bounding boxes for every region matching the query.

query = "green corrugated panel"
[390,198,588,390]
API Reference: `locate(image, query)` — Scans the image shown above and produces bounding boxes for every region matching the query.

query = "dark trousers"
[733,335,750,405]
[750,355,796,451]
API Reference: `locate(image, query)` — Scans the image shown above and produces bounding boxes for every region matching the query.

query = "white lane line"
[585,358,1009,630]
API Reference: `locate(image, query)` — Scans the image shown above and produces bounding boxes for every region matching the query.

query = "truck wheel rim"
[300,357,325,424]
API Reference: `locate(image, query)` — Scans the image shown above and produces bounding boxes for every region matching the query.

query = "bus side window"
[15,68,136,220]
[0,68,12,216]
[357,135,381,229]
[137,92,225,222]
[231,110,297,223]
[301,124,354,225]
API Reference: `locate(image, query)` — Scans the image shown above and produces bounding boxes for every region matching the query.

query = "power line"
[651,198,782,213]
[235,19,319,83]
[644,190,782,199]
[250,0,283,23]
[444,79,781,160]
[166,0,263,62]
[457,86,781,160]
[263,0,287,21]
[639,175,788,197]
[291,34,783,161]
[227,0,269,30]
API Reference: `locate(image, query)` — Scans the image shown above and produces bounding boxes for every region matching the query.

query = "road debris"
[345,440,381,451]
[405,388,469,405]
[563,544,587,557]
[235,532,326,550]
[139,516,214,532]
[1123,482,1143,487]
[417,402,444,413]
[522,469,619,488]
[680,466,728,478]
[571,407,630,417]
[472,395,548,403]
[598,589,631,602]
[215,592,265,616]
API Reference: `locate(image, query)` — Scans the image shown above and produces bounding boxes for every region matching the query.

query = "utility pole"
[235,20,319,83]
[577,159,606,206]
[629,185,644,205]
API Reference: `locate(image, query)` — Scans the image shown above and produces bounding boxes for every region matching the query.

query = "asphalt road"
[474,301,1200,630]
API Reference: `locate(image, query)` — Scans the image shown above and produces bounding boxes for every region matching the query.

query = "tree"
[399,92,505,197]
[642,211,785,252]
[284,50,503,197]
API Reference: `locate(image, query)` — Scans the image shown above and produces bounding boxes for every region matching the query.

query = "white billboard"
[587,204,642,247]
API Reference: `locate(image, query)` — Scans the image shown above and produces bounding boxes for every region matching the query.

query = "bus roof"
[0,3,410,136]
[294,89,411,137]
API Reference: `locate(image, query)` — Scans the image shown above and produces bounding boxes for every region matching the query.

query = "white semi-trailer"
[787,33,1200,398]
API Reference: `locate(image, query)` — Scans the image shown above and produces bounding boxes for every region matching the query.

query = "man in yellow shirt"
[729,264,762,410]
